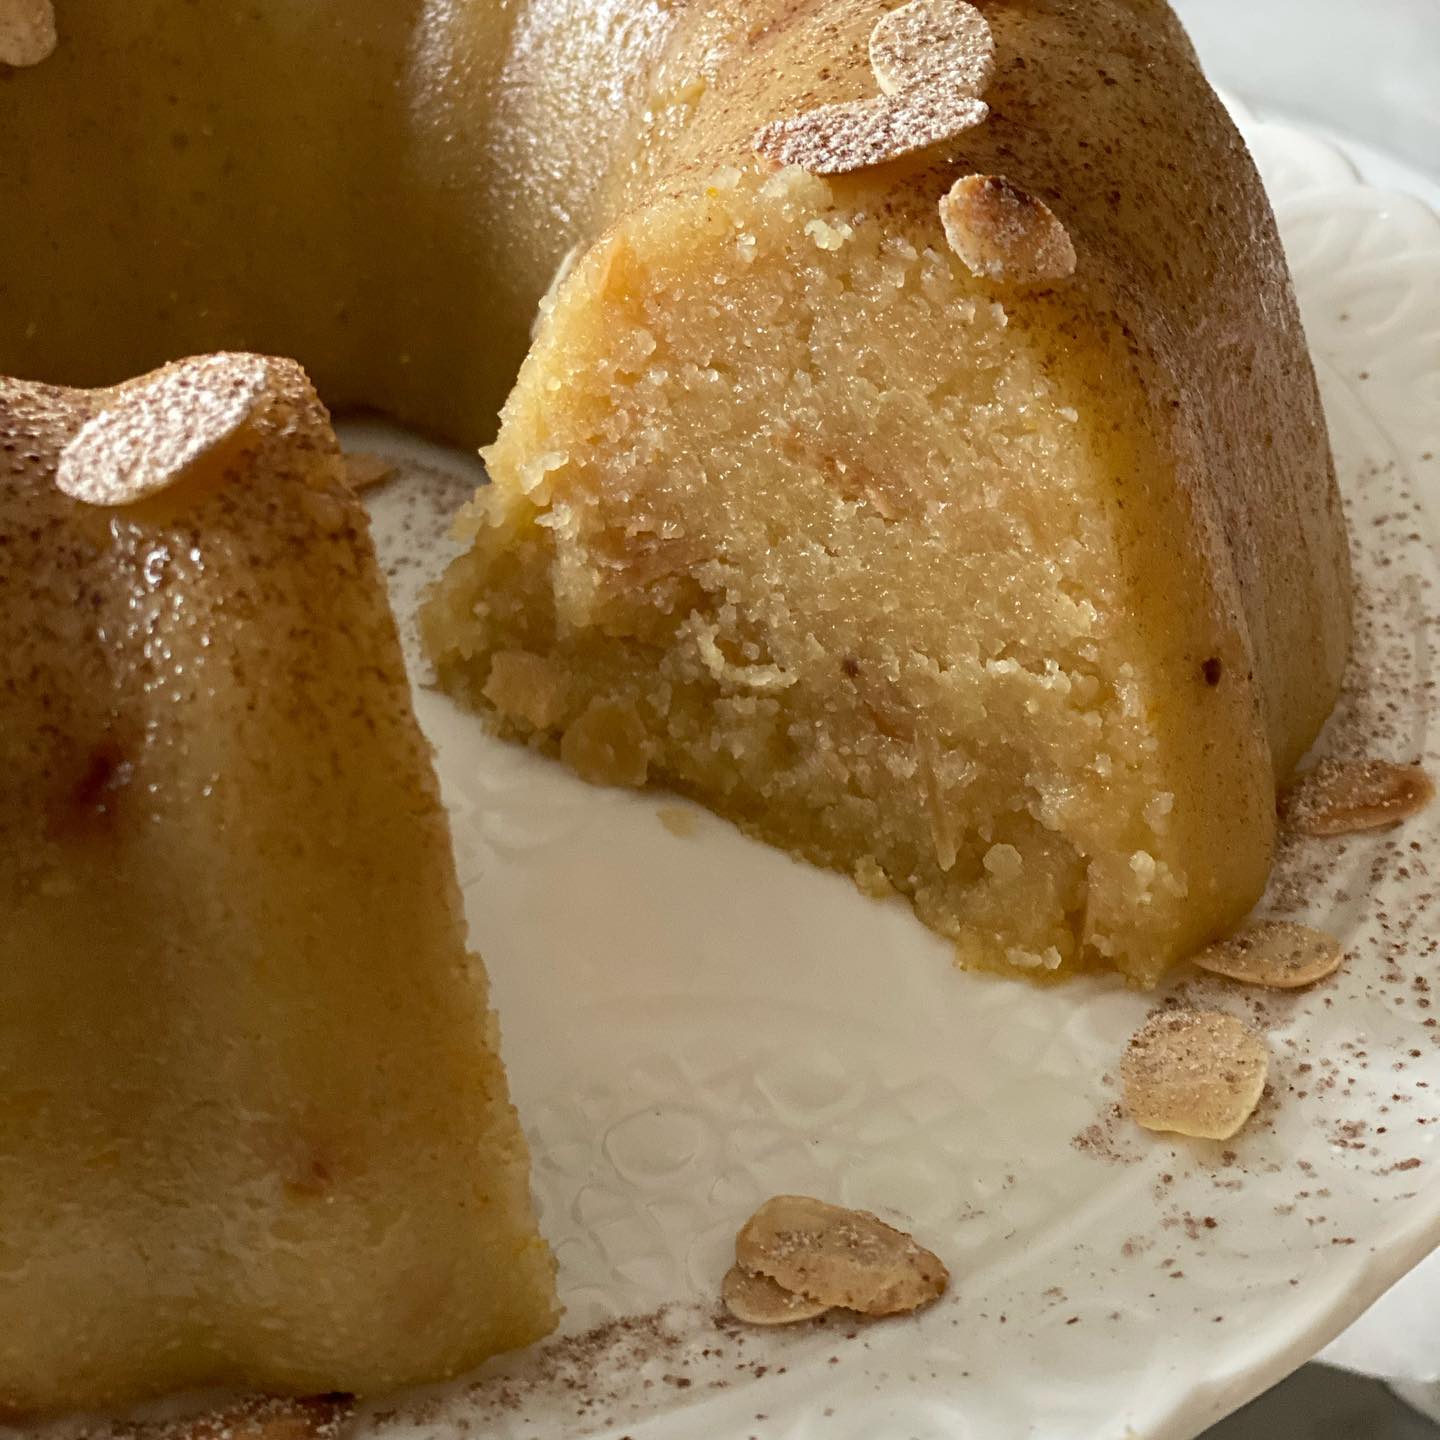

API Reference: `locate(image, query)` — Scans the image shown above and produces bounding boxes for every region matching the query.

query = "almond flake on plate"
[56,353,270,507]
[1192,921,1344,990]
[1281,757,1435,836]
[343,451,398,491]
[1121,1010,1268,1141]
[940,174,1077,283]
[721,1263,831,1325]
[735,1194,948,1316]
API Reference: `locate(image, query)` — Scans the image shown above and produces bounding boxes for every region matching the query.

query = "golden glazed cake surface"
[0,0,1348,986]
[0,356,557,1415]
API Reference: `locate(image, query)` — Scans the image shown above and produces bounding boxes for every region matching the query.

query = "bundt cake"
[0,0,1349,990]
[0,0,1356,1415]
[0,355,556,1414]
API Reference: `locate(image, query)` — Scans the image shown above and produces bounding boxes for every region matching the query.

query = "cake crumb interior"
[424,168,1187,982]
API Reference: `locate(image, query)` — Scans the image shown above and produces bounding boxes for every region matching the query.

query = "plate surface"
[348,105,1440,1440]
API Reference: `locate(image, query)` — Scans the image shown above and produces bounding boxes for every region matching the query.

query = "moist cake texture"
[0,356,556,1414]
[0,0,1349,990]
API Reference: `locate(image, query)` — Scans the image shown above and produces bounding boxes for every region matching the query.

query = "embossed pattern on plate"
[336,104,1440,1440]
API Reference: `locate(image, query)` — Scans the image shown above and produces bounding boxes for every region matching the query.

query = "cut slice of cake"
[0,355,557,1415]
[421,1,1350,986]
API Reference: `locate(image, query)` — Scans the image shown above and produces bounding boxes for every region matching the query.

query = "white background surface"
[1172,0,1439,192]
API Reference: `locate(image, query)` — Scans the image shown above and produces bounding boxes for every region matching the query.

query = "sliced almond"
[753,92,987,175]
[940,174,1077,284]
[342,451,397,491]
[1281,757,1434,837]
[753,0,992,175]
[0,0,56,67]
[735,1195,948,1316]
[1192,921,1344,990]
[869,0,994,98]
[1121,1010,1268,1141]
[721,1264,831,1325]
[56,354,270,507]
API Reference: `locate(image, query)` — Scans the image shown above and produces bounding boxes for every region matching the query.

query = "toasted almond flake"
[1192,921,1344,990]
[343,451,397,491]
[940,174,1077,284]
[753,0,993,175]
[735,1194,948,1316]
[753,92,987,175]
[721,1264,832,1325]
[1281,757,1435,836]
[1121,1010,1268,1141]
[0,0,56,66]
[869,0,994,97]
[657,804,699,838]
[56,354,269,507]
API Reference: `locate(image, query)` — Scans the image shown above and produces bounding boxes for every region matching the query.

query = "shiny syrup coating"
[0,358,555,1413]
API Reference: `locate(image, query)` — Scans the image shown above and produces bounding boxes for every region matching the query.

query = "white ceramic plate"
[358,104,1437,1440]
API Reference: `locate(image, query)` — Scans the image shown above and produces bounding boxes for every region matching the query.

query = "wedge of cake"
[0,355,556,1414]
[420,1,1350,985]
